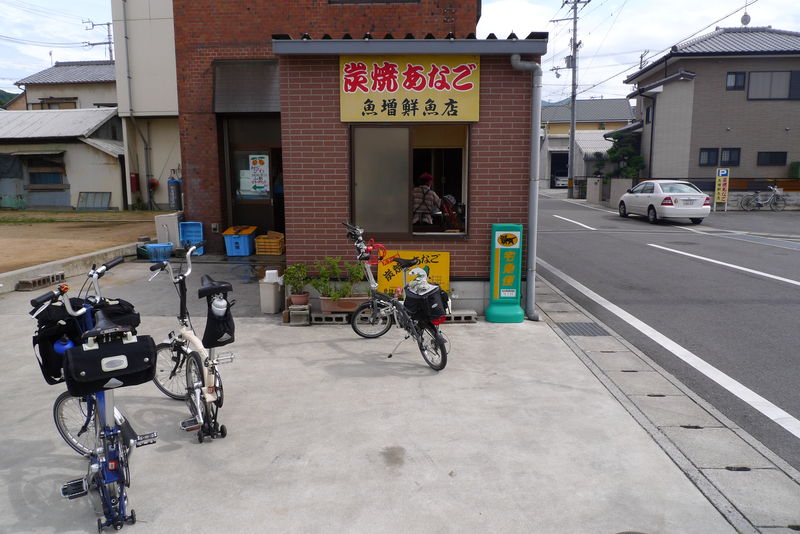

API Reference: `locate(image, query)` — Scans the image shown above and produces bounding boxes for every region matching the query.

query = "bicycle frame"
[149,243,233,439]
[31,259,153,531]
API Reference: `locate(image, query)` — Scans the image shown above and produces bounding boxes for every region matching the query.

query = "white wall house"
[112,0,181,211]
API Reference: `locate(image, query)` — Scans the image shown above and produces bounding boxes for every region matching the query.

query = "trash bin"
[168,179,182,211]
[259,270,284,314]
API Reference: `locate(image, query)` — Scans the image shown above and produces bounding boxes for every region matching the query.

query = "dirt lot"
[0,210,167,273]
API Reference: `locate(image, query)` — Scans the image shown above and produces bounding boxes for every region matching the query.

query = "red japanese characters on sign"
[342,61,477,94]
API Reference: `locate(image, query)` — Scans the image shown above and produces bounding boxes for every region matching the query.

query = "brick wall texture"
[173,1,536,278]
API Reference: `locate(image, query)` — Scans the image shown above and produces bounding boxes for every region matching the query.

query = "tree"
[606,132,645,178]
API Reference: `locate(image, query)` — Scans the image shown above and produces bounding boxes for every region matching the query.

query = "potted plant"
[282,263,310,305]
[310,256,368,313]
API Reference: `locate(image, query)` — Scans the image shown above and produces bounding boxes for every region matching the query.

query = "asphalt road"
[536,195,800,471]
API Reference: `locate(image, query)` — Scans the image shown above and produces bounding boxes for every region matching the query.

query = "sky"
[1,0,799,99]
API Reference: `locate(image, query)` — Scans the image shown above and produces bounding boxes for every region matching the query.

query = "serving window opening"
[352,123,467,236]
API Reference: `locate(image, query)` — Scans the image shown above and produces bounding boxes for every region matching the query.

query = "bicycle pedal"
[180,417,201,432]
[135,432,158,447]
[215,352,234,365]
[61,478,88,500]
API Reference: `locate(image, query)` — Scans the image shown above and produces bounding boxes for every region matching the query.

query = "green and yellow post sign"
[486,224,524,323]
[339,55,480,122]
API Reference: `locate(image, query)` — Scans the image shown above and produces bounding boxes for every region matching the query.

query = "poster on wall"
[376,250,450,296]
[240,155,270,197]
[339,55,480,122]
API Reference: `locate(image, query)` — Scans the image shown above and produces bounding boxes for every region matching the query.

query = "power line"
[0,34,87,48]
[576,0,761,96]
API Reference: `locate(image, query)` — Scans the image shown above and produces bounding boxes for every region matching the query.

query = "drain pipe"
[511,54,542,321]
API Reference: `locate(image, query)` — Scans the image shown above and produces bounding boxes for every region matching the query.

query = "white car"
[618,180,711,224]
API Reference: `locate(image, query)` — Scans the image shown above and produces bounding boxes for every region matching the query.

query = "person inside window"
[412,172,441,225]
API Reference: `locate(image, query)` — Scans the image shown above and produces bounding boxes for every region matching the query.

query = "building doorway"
[550,152,568,188]
[221,115,283,234]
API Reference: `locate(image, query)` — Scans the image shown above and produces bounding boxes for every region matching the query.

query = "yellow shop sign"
[376,250,450,296]
[340,55,480,122]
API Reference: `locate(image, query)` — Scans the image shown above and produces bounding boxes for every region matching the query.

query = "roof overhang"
[9,150,65,156]
[80,138,124,158]
[603,120,643,139]
[626,70,695,99]
[272,37,548,56]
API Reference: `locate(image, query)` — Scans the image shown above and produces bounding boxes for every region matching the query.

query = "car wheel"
[690,218,704,225]
[647,206,658,224]
[618,201,628,218]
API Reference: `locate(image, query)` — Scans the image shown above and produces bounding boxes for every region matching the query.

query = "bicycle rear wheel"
[417,324,447,371]
[740,195,756,211]
[153,342,188,400]
[770,196,787,211]
[53,391,98,457]
[351,300,394,338]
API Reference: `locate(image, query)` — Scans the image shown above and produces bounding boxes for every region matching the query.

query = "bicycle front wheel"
[417,324,447,371]
[153,342,188,400]
[351,300,394,338]
[185,352,207,422]
[770,196,787,211]
[53,391,98,457]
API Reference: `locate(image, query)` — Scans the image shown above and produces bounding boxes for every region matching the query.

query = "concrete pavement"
[1,234,800,532]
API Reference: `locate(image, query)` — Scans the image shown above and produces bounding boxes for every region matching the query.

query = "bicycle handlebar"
[30,288,63,308]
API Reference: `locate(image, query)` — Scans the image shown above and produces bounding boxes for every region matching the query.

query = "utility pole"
[84,20,114,61]
[564,0,589,198]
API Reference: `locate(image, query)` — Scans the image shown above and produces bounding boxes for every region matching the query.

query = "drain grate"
[558,322,609,337]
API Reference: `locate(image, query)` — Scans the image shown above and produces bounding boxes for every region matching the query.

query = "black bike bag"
[403,284,450,323]
[63,334,157,397]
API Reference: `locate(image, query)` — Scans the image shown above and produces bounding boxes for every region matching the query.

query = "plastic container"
[145,243,174,262]
[223,226,257,256]
[179,222,204,255]
[259,280,284,314]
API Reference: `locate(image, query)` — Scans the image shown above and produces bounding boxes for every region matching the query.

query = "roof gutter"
[626,69,696,99]
[510,54,542,322]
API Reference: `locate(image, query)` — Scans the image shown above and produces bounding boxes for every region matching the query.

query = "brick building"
[172,1,547,311]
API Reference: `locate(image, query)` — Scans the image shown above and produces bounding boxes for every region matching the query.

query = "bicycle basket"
[63,334,157,397]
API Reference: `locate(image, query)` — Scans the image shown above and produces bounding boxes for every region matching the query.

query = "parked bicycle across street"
[30,258,158,532]
[343,222,450,371]
[739,185,787,211]
[148,242,236,443]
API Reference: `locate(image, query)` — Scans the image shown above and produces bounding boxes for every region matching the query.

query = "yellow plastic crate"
[255,231,285,255]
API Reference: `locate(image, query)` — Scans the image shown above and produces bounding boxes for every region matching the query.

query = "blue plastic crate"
[223,226,256,256]
[145,243,173,262]
[179,222,204,255]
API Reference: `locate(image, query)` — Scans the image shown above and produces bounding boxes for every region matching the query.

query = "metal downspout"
[511,54,542,321]
[121,0,153,209]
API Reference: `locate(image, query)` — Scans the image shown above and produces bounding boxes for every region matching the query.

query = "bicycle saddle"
[198,274,233,298]
[393,257,420,269]
[82,310,132,340]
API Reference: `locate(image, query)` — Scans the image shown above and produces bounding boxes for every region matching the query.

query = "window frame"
[726,72,746,91]
[350,124,469,239]
[699,148,719,167]
[23,154,68,191]
[748,71,800,100]
[756,151,788,166]
[720,147,741,166]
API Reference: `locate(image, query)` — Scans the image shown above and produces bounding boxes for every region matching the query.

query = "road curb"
[535,273,800,532]
[0,243,138,296]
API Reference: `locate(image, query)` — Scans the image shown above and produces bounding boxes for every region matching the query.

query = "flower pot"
[290,292,310,306]
[319,295,369,314]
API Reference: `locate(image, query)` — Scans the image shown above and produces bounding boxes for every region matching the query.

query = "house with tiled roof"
[540,98,634,188]
[15,61,117,110]
[623,26,800,184]
[0,108,125,209]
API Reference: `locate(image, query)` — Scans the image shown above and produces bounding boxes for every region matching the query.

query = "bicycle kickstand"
[387,334,410,359]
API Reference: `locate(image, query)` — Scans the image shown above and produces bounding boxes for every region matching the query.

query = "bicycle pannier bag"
[32,297,86,385]
[93,298,141,332]
[63,334,157,397]
[403,285,450,322]
[202,296,235,348]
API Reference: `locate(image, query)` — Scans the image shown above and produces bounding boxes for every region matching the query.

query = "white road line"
[538,258,800,440]
[553,215,596,230]
[648,244,800,288]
